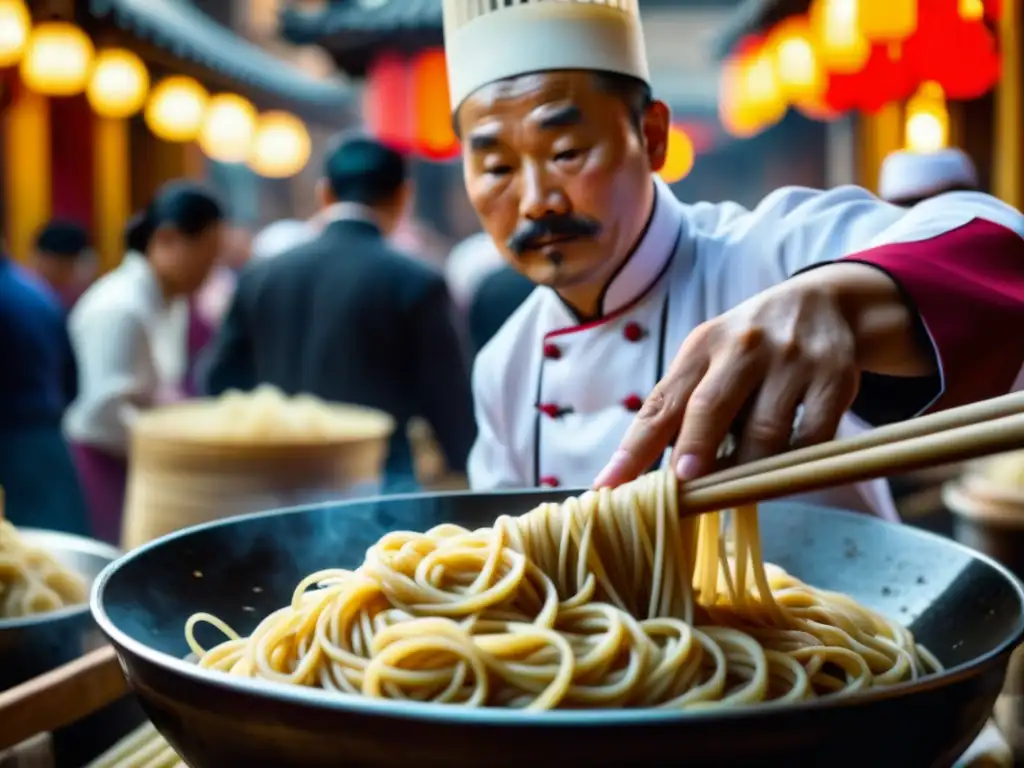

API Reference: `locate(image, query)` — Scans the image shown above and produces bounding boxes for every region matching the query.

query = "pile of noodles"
[186,470,938,709]
[0,518,87,619]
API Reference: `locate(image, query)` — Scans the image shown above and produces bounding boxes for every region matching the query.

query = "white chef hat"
[878,148,980,204]
[443,0,650,114]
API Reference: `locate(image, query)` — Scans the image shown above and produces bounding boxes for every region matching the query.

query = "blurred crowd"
[0,129,981,546]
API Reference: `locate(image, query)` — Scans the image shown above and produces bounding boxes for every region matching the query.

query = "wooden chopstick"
[679,410,1024,516]
[687,390,1024,492]
[0,645,128,751]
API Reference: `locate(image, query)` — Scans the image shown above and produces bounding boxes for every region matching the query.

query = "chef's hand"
[593,263,935,488]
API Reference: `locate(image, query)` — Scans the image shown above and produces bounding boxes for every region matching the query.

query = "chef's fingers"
[592,349,708,489]
[791,367,860,449]
[734,365,809,465]
[671,351,764,481]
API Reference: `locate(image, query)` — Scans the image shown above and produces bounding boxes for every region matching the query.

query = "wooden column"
[856,101,903,194]
[93,116,130,274]
[993,0,1021,208]
[3,83,50,262]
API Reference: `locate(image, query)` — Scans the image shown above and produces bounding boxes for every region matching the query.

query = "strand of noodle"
[183,469,940,710]
[0,521,86,619]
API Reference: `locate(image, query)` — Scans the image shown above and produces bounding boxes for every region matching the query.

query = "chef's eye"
[554,148,583,163]
[485,164,512,176]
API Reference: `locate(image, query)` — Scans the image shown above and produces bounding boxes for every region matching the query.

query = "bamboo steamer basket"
[944,451,1024,576]
[944,450,1024,750]
[122,393,395,551]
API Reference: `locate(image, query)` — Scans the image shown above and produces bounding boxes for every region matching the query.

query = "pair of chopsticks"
[678,391,1024,516]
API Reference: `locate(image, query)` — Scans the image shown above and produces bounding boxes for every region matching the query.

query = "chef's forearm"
[814,262,938,377]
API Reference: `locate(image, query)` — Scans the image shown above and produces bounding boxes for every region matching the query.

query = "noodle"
[185,470,939,709]
[0,518,87,619]
[85,722,185,768]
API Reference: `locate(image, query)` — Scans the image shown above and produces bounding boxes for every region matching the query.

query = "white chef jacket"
[63,252,190,455]
[468,178,1024,520]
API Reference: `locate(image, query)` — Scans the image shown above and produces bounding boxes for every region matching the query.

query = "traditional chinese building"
[712,0,1020,207]
[279,0,827,235]
[2,0,354,270]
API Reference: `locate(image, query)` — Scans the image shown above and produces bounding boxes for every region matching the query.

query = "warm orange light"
[145,77,209,143]
[87,49,150,119]
[905,81,949,153]
[248,111,312,178]
[810,0,871,73]
[856,0,917,42]
[0,0,30,68]
[770,17,824,101]
[198,94,257,163]
[742,48,787,126]
[412,49,458,159]
[660,126,695,183]
[719,41,785,139]
[21,22,95,97]
[959,0,985,20]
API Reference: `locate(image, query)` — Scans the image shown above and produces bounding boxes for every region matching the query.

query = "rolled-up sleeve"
[843,211,1024,419]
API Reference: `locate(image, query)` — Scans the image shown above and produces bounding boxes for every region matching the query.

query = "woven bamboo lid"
[943,450,1024,528]
[122,388,395,550]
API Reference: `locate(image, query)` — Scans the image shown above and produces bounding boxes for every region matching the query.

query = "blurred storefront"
[0,0,353,272]
[279,0,811,237]
[713,0,1020,207]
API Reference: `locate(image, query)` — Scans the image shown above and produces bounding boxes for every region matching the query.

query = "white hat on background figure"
[879,148,980,206]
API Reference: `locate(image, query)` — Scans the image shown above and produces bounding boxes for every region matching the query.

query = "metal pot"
[92,490,1024,768]
[0,528,120,690]
[1,529,145,765]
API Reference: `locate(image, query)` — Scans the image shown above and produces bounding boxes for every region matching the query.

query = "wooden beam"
[993,0,1021,208]
[93,116,130,274]
[3,83,50,263]
[856,102,903,194]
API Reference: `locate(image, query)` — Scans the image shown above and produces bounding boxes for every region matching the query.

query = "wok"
[91,489,1024,768]
[0,529,145,764]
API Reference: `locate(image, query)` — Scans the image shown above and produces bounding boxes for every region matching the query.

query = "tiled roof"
[280,0,443,76]
[90,0,354,122]
[711,0,810,57]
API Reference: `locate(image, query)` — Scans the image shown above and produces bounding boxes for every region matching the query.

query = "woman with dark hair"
[64,180,224,543]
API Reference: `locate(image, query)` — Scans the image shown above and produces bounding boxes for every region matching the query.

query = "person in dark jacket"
[0,253,88,534]
[467,265,534,358]
[203,134,476,491]
[31,220,94,311]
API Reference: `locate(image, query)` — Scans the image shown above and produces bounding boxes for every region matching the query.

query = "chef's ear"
[642,100,671,174]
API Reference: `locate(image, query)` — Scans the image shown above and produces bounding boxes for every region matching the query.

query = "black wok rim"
[91,487,1024,727]
[0,528,121,630]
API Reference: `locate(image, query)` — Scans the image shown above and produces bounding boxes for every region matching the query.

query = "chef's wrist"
[805,261,937,377]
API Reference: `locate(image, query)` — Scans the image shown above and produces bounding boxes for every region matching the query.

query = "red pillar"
[50,94,93,229]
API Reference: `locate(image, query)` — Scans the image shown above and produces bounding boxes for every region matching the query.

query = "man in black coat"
[203,135,475,490]
[467,265,534,359]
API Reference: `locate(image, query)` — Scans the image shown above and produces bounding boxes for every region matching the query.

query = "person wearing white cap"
[879,148,981,207]
[450,0,1024,520]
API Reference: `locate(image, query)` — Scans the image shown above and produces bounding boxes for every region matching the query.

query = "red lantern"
[411,48,459,161]
[363,53,413,152]
[823,43,917,113]
[903,0,1001,100]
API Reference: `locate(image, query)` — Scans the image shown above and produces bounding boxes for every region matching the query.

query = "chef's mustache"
[506,214,602,256]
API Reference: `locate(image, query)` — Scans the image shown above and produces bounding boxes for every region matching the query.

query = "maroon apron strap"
[184,299,214,398]
[69,442,128,545]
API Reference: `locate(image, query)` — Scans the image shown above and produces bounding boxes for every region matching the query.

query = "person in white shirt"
[449,0,1024,521]
[444,231,506,314]
[63,181,225,543]
[251,218,316,261]
[878,148,980,207]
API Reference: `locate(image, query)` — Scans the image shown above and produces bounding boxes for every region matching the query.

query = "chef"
[450,0,1024,519]
[878,148,981,207]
